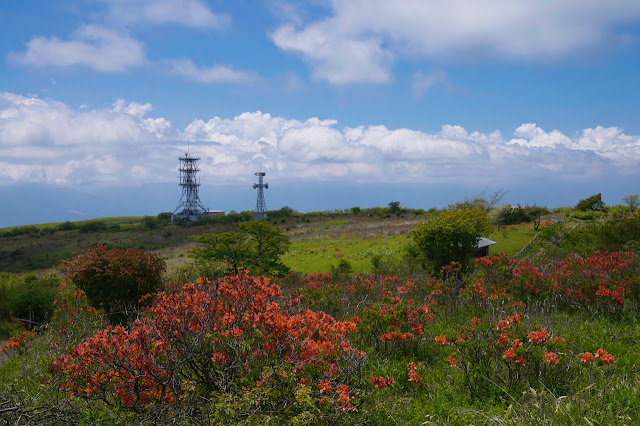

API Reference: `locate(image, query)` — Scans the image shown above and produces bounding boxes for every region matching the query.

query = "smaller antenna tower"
[172,151,208,221]
[253,167,268,221]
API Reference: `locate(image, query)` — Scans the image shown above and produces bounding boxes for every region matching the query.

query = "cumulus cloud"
[168,59,258,84]
[10,25,145,72]
[272,24,392,85]
[2,92,640,187]
[272,0,640,85]
[102,0,230,29]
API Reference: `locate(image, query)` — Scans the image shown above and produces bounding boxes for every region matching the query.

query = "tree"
[449,189,508,212]
[623,194,639,212]
[575,193,605,211]
[191,221,291,276]
[410,206,492,274]
[190,232,251,275]
[240,220,291,275]
[57,245,166,323]
[388,201,401,214]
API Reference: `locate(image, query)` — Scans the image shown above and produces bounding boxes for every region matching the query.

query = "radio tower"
[253,167,268,221]
[172,150,208,222]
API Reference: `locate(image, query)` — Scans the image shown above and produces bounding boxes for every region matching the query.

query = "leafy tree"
[190,232,250,275]
[156,212,172,224]
[57,245,166,323]
[388,201,401,214]
[57,221,77,231]
[410,206,492,274]
[623,194,639,212]
[575,193,605,211]
[449,189,508,212]
[141,216,158,229]
[191,221,290,276]
[351,206,361,214]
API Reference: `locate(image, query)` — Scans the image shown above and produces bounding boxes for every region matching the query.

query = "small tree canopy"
[410,206,492,274]
[191,221,291,277]
[623,194,639,212]
[575,193,605,211]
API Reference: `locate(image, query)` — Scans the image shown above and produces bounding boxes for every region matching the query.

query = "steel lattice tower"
[172,152,208,221]
[253,170,268,221]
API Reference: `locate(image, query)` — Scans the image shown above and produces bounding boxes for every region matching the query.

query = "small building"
[204,210,225,218]
[475,237,497,258]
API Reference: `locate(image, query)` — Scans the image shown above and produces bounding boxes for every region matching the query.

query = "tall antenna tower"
[172,151,208,221]
[253,167,268,221]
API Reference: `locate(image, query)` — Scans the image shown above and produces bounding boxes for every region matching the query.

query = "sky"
[1,0,640,227]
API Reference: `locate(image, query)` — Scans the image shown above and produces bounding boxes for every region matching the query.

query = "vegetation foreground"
[1,198,640,425]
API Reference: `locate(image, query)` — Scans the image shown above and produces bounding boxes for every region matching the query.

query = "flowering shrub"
[462,251,637,315]
[57,245,166,323]
[437,309,616,399]
[49,272,365,421]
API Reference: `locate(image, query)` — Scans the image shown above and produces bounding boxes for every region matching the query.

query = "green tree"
[575,193,605,211]
[388,201,401,214]
[410,206,492,274]
[191,221,290,276]
[190,232,251,275]
[623,194,639,212]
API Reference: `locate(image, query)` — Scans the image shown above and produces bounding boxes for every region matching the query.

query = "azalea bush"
[57,244,166,323]
[49,272,366,422]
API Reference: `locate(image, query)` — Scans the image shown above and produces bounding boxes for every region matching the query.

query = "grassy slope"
[2,213,640,424]
[0,213,542,274]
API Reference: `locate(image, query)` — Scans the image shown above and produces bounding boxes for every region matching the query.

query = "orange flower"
[408,369,422,386]
[580,352,594,364]
[544,352,559,366]
[435,335,449,345]
[502,348,516,361]
[600,353,615,366]
[527,328,549,343]
[447,355,457,367]
[318,380,332,393]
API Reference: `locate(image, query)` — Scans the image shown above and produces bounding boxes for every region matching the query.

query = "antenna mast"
[253,166,268,220]
[172,150,208,221]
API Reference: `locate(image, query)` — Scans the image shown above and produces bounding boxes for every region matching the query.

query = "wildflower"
[447,355,457,367]
[497,334,509,346]
[319,380,332,393]
[435,335,449,345]
[408,369,422,385]
[544,352,559,366]
[502,348,516,361]
[527,328,549,343]
[580,352,594,364]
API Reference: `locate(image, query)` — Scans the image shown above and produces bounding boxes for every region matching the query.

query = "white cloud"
[1,92,640,187]
[272,0,640,85]
[272,24,392,85]
[412,69,450,98]
[102,0,230,29]
[10,25,145,72]
[168,59,257,84]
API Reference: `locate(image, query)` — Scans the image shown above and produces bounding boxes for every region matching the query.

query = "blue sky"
[1,0,640,227]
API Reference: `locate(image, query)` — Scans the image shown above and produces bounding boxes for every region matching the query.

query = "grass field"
[0,212,543,275]
[2,210,639,424]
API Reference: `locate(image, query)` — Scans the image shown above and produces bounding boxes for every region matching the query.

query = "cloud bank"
[1,92,639,187]
[272,0,640,85]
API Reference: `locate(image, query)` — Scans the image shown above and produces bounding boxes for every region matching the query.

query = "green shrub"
[78,221,108,233]
[9,274,58,326]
